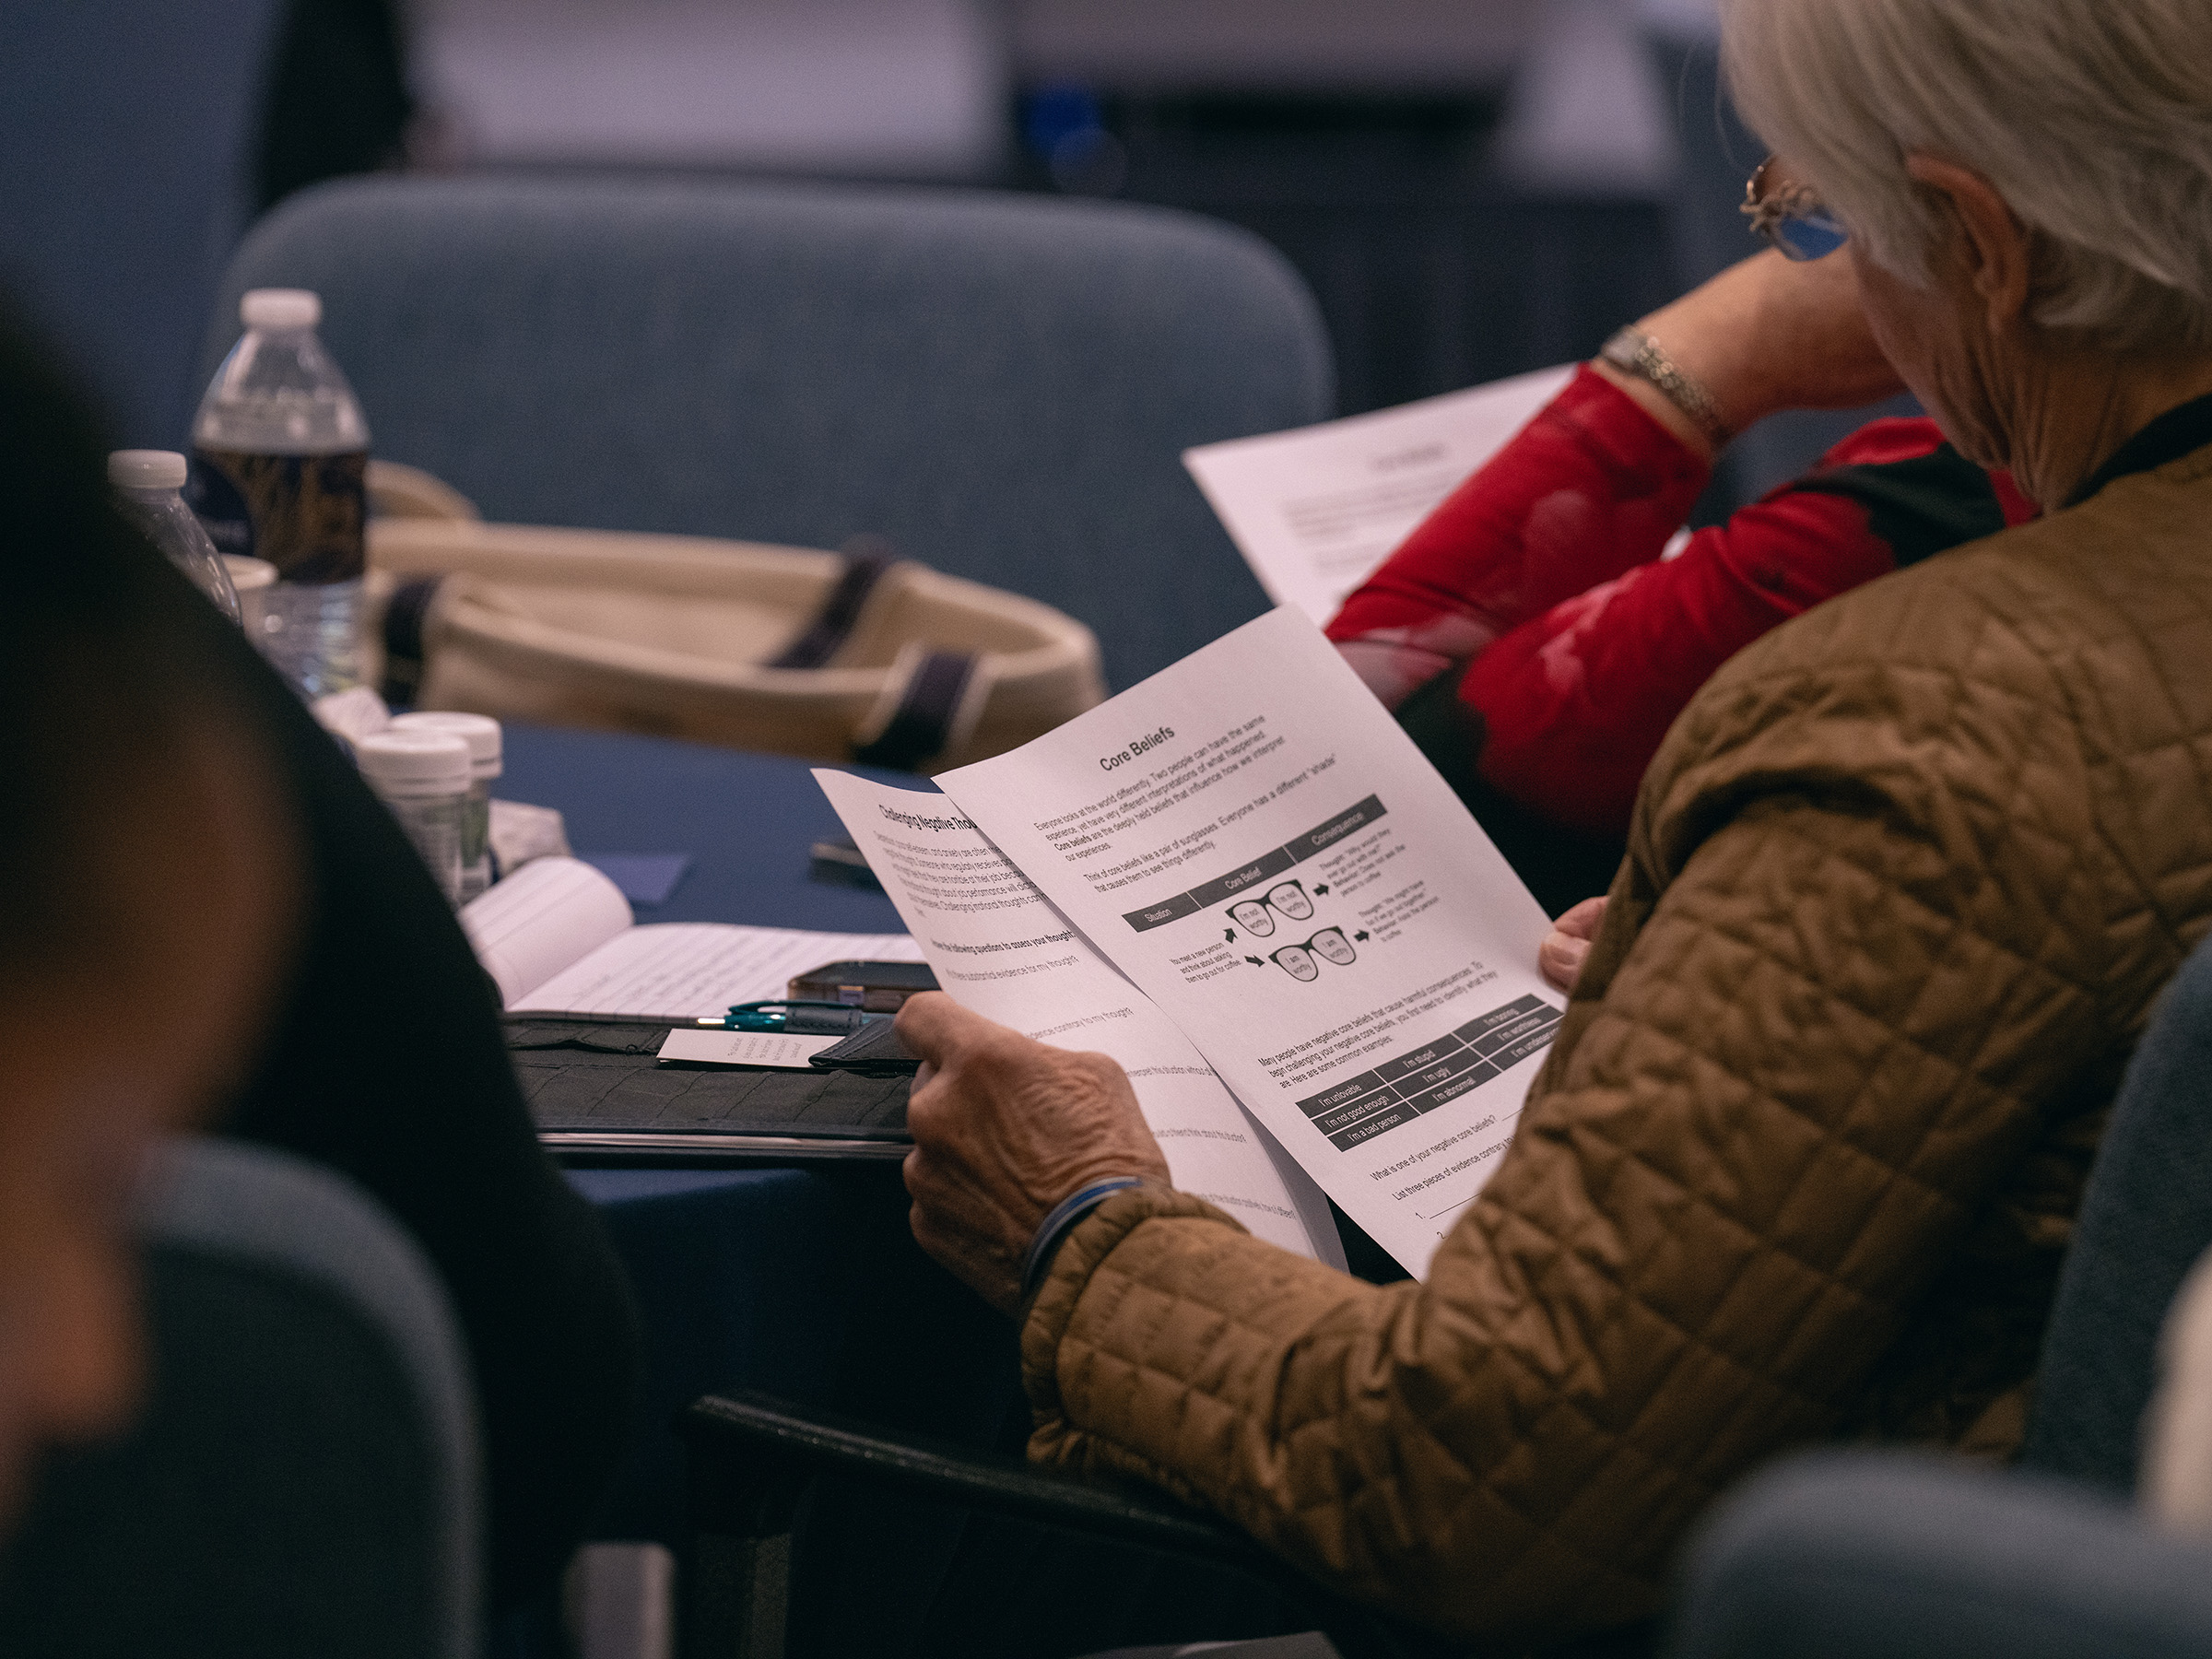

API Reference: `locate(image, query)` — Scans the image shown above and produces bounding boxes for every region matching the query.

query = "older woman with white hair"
[884,0,2212,1648]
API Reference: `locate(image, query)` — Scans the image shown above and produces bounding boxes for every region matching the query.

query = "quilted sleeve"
[1023,723,2110,1644]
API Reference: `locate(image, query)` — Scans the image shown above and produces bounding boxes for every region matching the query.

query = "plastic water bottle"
[109,450,241,623]
[390,711,502,900]
[188,288,371,699]
[355,730,471,905]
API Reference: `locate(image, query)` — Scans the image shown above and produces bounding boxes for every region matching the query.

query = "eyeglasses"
[1743,156,1849,262]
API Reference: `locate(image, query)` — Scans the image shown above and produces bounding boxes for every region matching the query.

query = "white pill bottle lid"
[390,711,503,781]
[356,731,471,798]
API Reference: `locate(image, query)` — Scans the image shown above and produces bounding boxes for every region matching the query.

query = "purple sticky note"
[579,853,692,907]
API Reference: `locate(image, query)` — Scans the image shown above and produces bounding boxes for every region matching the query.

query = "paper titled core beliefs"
[896,608,1562,1278]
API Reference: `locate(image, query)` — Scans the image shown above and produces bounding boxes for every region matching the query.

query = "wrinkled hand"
[1539,896,1607,994]
[1597,249,1906,457]
[896,993,1171,1315]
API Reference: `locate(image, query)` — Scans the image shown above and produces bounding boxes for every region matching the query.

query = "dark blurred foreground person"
[0,394,299,1527]
[889,0,2212,1648]
[0,306,640,1614]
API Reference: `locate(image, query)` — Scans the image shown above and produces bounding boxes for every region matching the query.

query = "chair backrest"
[205,174,1334,691]
[0,1138,479,1659]
[0,0,285,446]
[2020,931,2212,1493]
[1671,1447,2212,1659]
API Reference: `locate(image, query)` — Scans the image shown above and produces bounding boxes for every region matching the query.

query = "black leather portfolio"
[508,1018,912,1162]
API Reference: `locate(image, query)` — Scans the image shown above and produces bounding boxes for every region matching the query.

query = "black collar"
[2069,389,2212,507]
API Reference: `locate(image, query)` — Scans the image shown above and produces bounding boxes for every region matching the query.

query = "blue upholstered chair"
[0,0,286,446]
[205,175,1335,690]
[2021,933,2212,1493]
[0,1138,479,1659]
[1666,930,2212,1657]
[1668,1452,2212,1659]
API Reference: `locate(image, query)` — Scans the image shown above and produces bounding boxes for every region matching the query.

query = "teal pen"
[697,1001,887,1035]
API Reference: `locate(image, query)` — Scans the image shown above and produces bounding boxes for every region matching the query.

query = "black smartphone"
[787,959,940,1012]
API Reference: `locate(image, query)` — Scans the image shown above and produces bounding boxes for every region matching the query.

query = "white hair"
[1720,0,2212,352]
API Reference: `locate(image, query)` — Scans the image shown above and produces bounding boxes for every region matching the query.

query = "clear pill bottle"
[390,712,502,900]
[355,731,471,905]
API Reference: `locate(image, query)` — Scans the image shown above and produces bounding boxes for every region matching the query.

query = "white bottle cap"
[356,731,471,798]
[107,449,188,489]
[241,288,322,331]
[221,555,277,593]
[391,711,503,780]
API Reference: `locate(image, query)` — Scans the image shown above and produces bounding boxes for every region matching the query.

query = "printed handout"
[932,608,1562,1277]
[1183,365,1574,625]
[813,771,1345,1266]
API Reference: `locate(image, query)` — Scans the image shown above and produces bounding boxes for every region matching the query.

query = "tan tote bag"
[362,463,1104,772]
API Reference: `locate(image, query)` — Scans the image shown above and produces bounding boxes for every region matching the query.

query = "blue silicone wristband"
[1019,1177,1146,1304]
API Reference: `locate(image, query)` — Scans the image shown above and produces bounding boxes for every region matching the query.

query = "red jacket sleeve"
[1465,422,2034,836]
[1329,364,2034,841]
[1326,365,1709,709]
[1462,488,1900,835]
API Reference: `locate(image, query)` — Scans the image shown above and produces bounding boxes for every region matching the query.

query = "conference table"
[497,722,1026,1552]
[501,722,916,935]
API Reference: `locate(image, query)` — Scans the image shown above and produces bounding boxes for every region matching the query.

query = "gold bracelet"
[1599,326,1734,446]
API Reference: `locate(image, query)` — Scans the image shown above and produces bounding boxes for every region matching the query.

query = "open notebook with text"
[459,855,924,1022]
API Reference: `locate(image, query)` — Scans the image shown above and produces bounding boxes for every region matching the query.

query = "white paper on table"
[813,770,1345,1267]
[1183,365,1575,626]
[935,607,1562,1278]
[657,1030,841,1069]
[459,854,924,1022]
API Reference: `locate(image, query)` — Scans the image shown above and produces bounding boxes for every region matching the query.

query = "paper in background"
[1183,365,1574,626]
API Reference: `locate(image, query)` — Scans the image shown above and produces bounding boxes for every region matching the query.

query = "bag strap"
[771,544,898,670]
[381,576,444,708]
[851,647,984,772]
[379,541,894,703]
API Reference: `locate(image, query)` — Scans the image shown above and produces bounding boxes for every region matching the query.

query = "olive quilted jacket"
[1020,441,2212,1648]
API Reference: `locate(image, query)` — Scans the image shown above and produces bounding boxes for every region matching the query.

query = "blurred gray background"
[8,0,1881,501]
